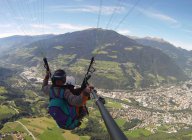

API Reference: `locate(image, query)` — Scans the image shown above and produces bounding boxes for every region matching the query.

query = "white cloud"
[169,39,192,51]
[30,24,51,29]
[49,5,126,15]
[117,29,131,35]
[147,12,177,24]
[137,7,178,25]
[116,2,181,28]
[55,23,92,30]
[183,29,192,34]
[0,22,93,38]
[14,16,25,20]
[0,24,12,28]
[0,32,25,38]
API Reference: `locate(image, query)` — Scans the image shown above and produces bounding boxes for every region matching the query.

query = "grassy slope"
[2,96,192,140]
[125,128,152,138]
[0,105,17,120]
[1,117,90,140]
[0,86,7,100]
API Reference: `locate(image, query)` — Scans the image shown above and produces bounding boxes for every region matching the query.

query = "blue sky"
[0,0,191,50]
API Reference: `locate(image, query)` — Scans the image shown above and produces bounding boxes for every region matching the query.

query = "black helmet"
[51,69,66,84]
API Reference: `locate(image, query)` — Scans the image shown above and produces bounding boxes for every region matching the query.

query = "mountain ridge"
[134,37,192,77]
[0,29,188,89]
[0,34,55,55]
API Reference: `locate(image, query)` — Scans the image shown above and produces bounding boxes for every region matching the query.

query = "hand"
[45,71,50,79]
[46,70,50,75]
[83,85,94,96]
[88,84,94,90]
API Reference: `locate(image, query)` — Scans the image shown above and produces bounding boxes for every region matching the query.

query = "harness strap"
[60,88,65,98]
[50,87,65,99]
[49,86,81,129]
[50,88,55,99]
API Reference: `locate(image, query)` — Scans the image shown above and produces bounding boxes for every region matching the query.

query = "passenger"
[42,69,93,129]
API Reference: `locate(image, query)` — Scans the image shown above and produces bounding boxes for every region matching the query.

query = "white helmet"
[66,76,76,86]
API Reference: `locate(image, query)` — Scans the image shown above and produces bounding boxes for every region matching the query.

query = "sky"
[0,0,192,50]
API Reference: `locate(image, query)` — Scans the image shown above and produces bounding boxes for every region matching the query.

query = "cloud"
[55,23,92,30]
[117,29,131,35]
[147,12,177,24]
[31,23,92,32]
[30,24,51,29]
[137,7,178,24]
[169,40,192,51]
[49,5,126,15]
[0,22,93,38]
[0,32,25,38]
[121,2,181,28]
[115,2,181,28]
[14,16,25,20]
[0,24,12,28]
[183,29,192,34]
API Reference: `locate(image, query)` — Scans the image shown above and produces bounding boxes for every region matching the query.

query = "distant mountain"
[0,34,55,55]
[0,67,15,87]
[0,67,13,77]
[0,29,188,89]
[134,37,192,77]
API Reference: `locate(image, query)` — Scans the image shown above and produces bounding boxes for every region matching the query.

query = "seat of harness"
[49,87,69,115]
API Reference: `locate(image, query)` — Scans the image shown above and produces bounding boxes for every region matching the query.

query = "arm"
[73,88,82,95]
[64,89,84,106]
[64,85,93,106]
[42,71,50,95]
[42,71,49,87]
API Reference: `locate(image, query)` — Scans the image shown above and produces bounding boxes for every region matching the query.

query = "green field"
[105,100,123,109]
[95,60,124,81]
[125,128,152,138]
[50,54,76,68]
[1,117,90,140]
[24,90,38,98]
[0,86,7,94]
[0,95,7,100]
[115,118,126,128]
[69,59,125,81]
[1,122,29,133]
[69,59,90,74]
[0,105,17,120]
[54,45,64,50]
